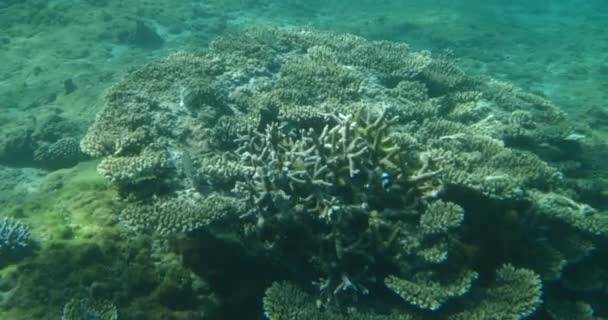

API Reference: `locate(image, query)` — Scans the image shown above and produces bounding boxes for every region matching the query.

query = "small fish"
[381,172,391,192]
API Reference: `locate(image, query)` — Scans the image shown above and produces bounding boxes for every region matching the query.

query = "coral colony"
[0,216,31,253]
[76,27,608,318]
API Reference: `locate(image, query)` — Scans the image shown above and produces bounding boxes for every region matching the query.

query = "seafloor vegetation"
[0,1,607,320]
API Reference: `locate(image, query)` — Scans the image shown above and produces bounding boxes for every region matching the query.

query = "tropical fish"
[381,172,391,192]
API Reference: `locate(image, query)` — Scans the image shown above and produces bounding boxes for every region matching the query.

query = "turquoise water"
[0,1,607,319]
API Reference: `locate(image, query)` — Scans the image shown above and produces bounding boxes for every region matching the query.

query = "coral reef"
[33,137,85,170]
[0,111,86,170]
[263,264,542,320]
[120,191,240,235]
[263,282,415,320]
[448,264,543,320]
[0,217,31,256]
[233,109,474,310]
[61,298,118,320]
[78,27,608,318]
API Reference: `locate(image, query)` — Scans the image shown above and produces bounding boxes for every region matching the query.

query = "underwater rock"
[0,127,33,167]
[63,78,77,95]
[120,20,164,50]
[0,166,46,205]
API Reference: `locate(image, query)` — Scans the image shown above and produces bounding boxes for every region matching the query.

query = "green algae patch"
[15,160,118,244]
[0,160,220,319]
[0,161,121,318]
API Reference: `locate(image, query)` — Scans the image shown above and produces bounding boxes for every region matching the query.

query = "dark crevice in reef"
[442,185,531,284]
[176,230,290,320]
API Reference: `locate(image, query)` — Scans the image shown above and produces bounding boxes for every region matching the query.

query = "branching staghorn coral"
[235,107,475,310]
[0,216,31,255]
